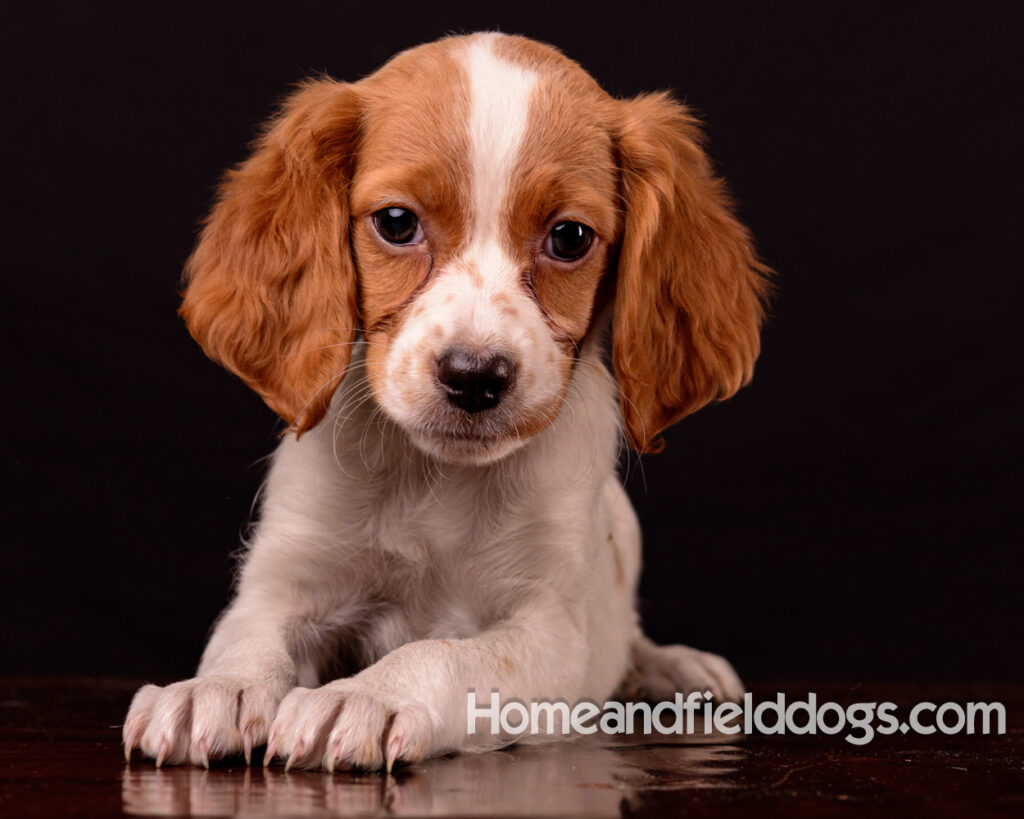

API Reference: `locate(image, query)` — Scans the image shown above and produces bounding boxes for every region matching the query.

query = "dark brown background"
[3,0,1021,681]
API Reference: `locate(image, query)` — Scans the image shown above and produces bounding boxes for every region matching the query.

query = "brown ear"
[613,93,771,453]
[179,79,360,435]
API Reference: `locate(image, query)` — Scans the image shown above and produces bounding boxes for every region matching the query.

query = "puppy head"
[181,34,769,463]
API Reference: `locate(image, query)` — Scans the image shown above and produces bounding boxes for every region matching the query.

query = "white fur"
[465,34,537,244]
[123,33,744,772]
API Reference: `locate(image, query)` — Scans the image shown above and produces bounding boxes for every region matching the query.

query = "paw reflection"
[122,738,744,816]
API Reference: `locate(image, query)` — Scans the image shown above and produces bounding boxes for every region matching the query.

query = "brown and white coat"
[124,32,769,772]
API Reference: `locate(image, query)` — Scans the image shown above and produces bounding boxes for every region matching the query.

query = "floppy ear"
[179,79,360,435]
[613,93,771,453]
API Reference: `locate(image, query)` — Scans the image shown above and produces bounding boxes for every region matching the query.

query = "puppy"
[124,32,769,772]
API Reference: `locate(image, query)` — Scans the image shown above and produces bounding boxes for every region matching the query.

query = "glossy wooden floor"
[1,678,1020,816]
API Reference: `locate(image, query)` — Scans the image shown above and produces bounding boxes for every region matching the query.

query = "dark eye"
[545,221,594,261]
[373,207,422,245]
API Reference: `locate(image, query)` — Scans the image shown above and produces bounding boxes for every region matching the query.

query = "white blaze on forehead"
[463,35,538,250]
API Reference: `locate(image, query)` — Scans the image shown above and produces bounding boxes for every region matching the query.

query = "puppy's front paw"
[266,682,434,772]
[633,642,745,703]
[123,677,279,767]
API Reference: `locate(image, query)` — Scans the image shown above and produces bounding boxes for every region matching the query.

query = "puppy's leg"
[264,593,589,772]
[624,633,745,703]
[123,599,298,767]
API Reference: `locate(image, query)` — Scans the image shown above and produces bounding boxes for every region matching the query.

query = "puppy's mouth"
[422,425,504,443]
[416,420,510,447]
[407,415,526,465]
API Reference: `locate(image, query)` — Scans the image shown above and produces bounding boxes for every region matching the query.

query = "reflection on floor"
[122,737,741,817]
[2,678,1021,817]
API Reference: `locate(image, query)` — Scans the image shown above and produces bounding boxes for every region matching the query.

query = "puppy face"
[350,38,620,464]
[180,34,768,462]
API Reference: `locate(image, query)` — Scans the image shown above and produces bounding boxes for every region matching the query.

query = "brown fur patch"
[609,531,625,587]
[179,80,362,435]
[351,40,473,337]
[496,40,622,344]
[463,261,483,288]
[613,94,772,452]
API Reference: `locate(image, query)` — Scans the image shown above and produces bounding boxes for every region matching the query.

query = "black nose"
[436,349,516,413]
